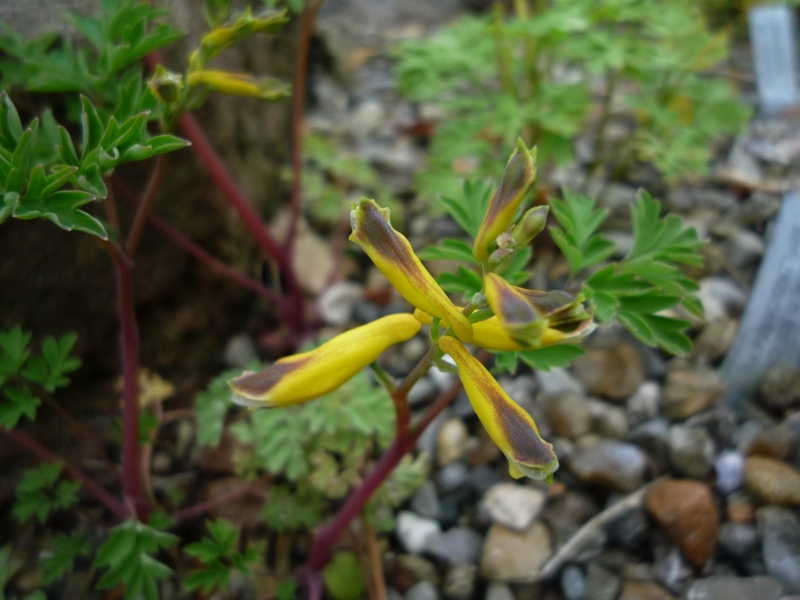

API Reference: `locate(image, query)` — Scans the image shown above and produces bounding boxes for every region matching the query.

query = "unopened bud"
[148,65,184,104]
[512,205,549,247]
[486,247,515,274]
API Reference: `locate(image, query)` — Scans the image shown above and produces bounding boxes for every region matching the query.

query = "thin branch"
[171,484,267,523]
[2,427,130,520]
[127,155,166,256]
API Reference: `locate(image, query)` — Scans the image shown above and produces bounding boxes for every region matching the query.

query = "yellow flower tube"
[438,336,558,481]
[473,140,537,263]
[350,198,473,342]
[187,70,290,100]
[484,273,546,346]
[229,314,421,407]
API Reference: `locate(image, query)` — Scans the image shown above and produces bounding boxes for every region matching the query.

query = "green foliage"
[41,532,92,585]
[184,518,261,594]
[551,189,703,355]
[261,483,326,531]
[195,365,254,447]
[13,462,80,523]
[393,0,750,198]
[0,327,81,428]
[322,551,365,600]
[493,344,586,375]
[94,519,179,600]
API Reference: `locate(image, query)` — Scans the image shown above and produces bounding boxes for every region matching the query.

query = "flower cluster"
[229,141,594,481]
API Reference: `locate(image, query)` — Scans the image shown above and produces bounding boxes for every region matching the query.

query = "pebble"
[571,342,645,401]
[484,583,515,600]
[714,450,744,494]
[317,281,363,325]
[427,527,483,565]
[406,580,440,600]
[684,576,783,600]
[606,507,649,550]
[618,580,676,600]
[223,334,257,368]
[627,417,671,467]
[441,563,477,600]
[586,564,621,600]
[744,455,800,504]
[561,564,587,600]
[759,507,800,592]
[696,276,748,321]
[437,419,470,466]
[586,398,629,439]
[402,336,429,364]
[436,461,470,493]
[717,522,761,560]
[646,479,720,566]
[467,465,503,495]
[411,481,442,521]
[693,317,738,362]
[397,511,442,554]
[721,228,765,269]
[391,555,439,592]
[568,440,648,493]
[626,382,662,426]
[480,522,552,583]
[651,543,691,593]
[535,368,584,396]
[481,483,547,531]
[408,376,438,407]
[757,364,800,412]
[662,366,725,420]
[668,424,716,479]
[545,393,593,440]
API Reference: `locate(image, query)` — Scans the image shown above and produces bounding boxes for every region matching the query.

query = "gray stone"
[758,506,800,592]
[568,440,648,493]
[628,417,671,466]
[749,5,800,115]
[223,334,257,368]
[397,511,442,555]
[722,229,766,269]
[480,522,552,583]
[481,483,547,531]
[561,564,587,600]
[697,276,748,322]
[437,418,470,466]
[606,508,649,550]
[485,583,516,600]
[427,527,483,565]
[585,564,621,600]
[317,281,363,325]
[627,381,662,426]
[586,398,628,439]
[684,576,783,600]
[442,563,477,600]
[535,368,584,396]
[410,481,442,521]
[718,522,761,559]
[668,424,716,479]
[408,376,438,407]
[405,580,440,600]
[651,543,691,593]
[714,450,745,494]
[436,461,469,492]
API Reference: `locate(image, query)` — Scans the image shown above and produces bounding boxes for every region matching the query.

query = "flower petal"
[438,336,558,481]
[229,313,421,407]
[473,140,537,262]
[484,273,546,346]
[350,198,473,342]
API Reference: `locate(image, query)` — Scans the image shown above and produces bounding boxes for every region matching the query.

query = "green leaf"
[323,552,365,600]
[13,461,77,523]
[510,344,586,372]
[418,237,479,264]
[95,520,178,600]
[627,190,703,266]
[184,519,260,594]
[437,265,483,298]
[21,332,81,392]
[79,96,103,156]
[1,92,23,145]
[549,191,615,276]
[440,178,493,239]
[42,532,92,584]
[0,326,32,382]
[13,189,107,239]
[0,386,40,428]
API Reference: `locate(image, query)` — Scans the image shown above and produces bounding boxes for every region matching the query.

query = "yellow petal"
[473,140,537,262]
[438,336,558,481]
[229,314,421,407]
[484,273,545,346]
[187,70,290,100]
[350,198,473,342]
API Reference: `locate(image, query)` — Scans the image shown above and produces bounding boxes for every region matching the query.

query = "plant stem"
[127,155,166,255]
[589,70,619,179]
[171,484,266,523]
[2,427,130,520]
[492,3,517,100]
[179,112,306,338]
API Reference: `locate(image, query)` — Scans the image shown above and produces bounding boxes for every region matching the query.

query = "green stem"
[492,3,517,100]
[589,70,619,178]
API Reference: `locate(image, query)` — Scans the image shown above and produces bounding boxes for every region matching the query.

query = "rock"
[757,365,800,412]
[618,580,676,600]
[714,450,745,494]
[606,507,649,550]
[535,368,584,396]
[668,424,716,479]
[568,440,648,493]
[406,580,440,600]
[722,229,765,269]
[586,564,621,600]
[545,393,593,440]
[318,281,364,325]
[271,213,336,295]
[718,523,761,559]
[757,506,800,593]
[662,365,726,420]
[408,376,438,407]
[411,481,442,521]
[468,465,503,495]
[223,334,257,368]
[572,342,645,401]
[586,398,629,439]
[437,461,469,493]
[427,527,483,565]
[561,564,587,600]
[696,276,748,321]
[402,336,428,364]
[437,419,470,466]
[693,317,738,362]
[646,480,719,566]
[747,422,791,459]
[442,563,477,600]
[627,417,671,467]
[627,381,662,426]
[744,456,800,504]
[390,555,439,592]
[481,483,547,531]
[397,511,442,554]
[726,497,756,523]
[480,522,552,583]
[484,583,516,600]
[684,576,783,600]
[651,543,691,593]
[347,99,386,138]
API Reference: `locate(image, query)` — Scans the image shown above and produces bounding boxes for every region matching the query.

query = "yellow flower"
[229,314,421,407]
[438,336,558,481]
[187,70,290,100]
[349,198,473,343]
[473,140,537,263]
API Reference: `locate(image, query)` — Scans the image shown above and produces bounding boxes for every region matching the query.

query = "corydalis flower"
[229,314,420,407]
[349,198,473,342]
[187,70,290,100]
[438,336,558,481]
[473,140,537,263]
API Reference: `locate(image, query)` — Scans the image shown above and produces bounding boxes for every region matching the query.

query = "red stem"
[127,155,166,255]
[285,1,323,252]
[2,427,130,520]
[171,484,266,523]
[178,112,306,338]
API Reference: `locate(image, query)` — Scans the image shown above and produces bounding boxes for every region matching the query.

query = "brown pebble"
[726,502,755,523]
[662,366,725,420]
[619,580,677,600]
[571,342,645,401]
[744,455,800,505]
[646,479,720,566]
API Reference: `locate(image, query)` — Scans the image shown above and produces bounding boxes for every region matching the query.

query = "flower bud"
[187,70,290,101]
[438,336,558,481]
[511,205,549,247]
[229,314,420,407]
[473,140,537,263]
[148,65,184,104]
[350,198,473,342]
[483,273,546,347]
